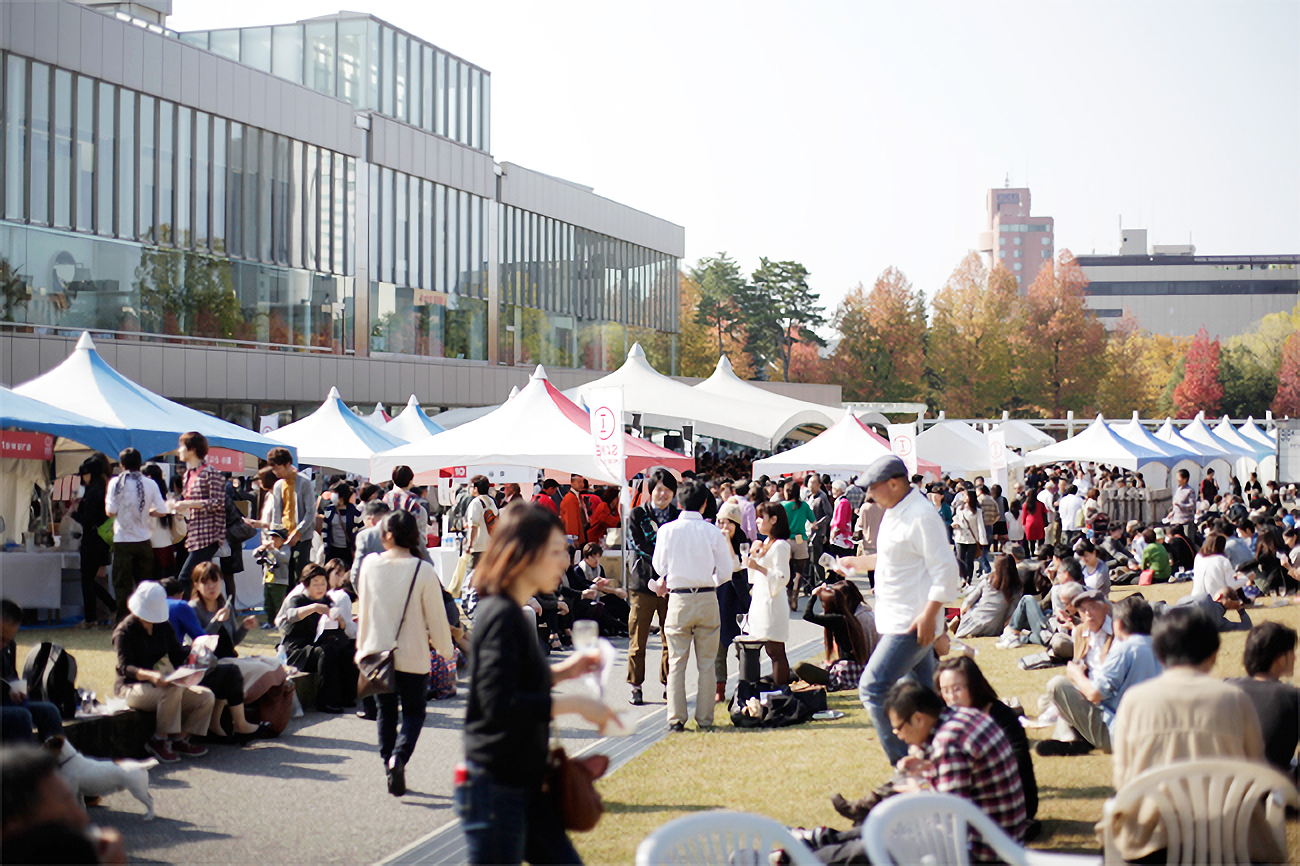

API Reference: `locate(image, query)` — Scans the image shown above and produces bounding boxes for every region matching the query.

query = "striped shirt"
[183,462,226,551]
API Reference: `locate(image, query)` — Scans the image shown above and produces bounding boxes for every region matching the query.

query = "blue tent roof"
[12,333,289,460]
[0,385,129,455]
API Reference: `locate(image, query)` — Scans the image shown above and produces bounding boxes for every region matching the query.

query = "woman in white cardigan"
[355,510,453,796]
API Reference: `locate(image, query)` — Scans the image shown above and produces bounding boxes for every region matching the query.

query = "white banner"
[589,387,626,483]
[258,414,281,434]
[988,430,1009,490]
[888,423,918,477]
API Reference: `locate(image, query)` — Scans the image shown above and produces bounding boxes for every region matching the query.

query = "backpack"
[22,642,79,719]
[479,496,498,536]
[1088,511,1110,534]
[448,491,472,533]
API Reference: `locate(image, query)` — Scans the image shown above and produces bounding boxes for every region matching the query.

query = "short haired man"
[838,455,960,764]
[1,600,64,744]
[532,479,561,517]
[105,447,169,620]
[1167,469,1196,528]
[1037,594,1160,756]
[560,475,590,541]
[625,470,679,706]
[1102,607,1279,864]
[1228,621,1299,779]
[465,475,498,585]
[266,446,316,585]
[651,480,733,731]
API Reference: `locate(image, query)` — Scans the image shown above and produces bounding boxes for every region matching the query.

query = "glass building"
[0,2,683,421]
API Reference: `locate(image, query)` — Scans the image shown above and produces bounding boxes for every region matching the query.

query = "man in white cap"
[834,455,960,764]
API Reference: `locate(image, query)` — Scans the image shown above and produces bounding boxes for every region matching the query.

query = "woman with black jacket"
[458,505,617,866]
[75,453,117,628]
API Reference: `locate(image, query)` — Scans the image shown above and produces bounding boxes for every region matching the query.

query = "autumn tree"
[830,267,927,402]
[674,270,720,378]
[927,254,1020,416]
[1172,326,1224,418]
[736,258,825,381]
[1094,313,1155,416]
[1271,331,1300,417]
[691,253,745,358]
[1221,303,1300,417]
[1016,251,1108,416]
[787,330,830,384]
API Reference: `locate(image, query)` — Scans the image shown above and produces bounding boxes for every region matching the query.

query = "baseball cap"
[861,455,908,488]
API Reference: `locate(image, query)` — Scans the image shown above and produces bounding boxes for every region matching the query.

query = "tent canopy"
[993,419,1056,451]
[384,396,446,442]
[1181,414,1249,461]
[1212,416,1272,462]
[1111,414,1195,466]
[1239,417,1277,453]
[0,385,129,456]
[270,387,406,474]
[917,420,1019,475]
[360,403,391,430]
[692,355,844,444]
[1024,416,1169,472]
[753,415,941,480]
[1154,419,1219,463]
[13,333,287,460]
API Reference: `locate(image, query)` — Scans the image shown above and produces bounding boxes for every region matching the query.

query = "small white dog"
[45,735,157,820]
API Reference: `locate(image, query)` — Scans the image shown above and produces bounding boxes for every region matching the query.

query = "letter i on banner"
[988,430,1009,490]
[888,423,918,478]
[588,387,625,485]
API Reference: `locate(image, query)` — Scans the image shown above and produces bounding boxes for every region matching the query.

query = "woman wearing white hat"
[112,581,216,763]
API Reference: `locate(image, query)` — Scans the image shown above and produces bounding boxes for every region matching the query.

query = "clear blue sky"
[169,0,1300,317]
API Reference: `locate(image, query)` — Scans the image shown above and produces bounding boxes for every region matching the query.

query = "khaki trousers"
[1046,674,1112,752]
[626,591,669,687]
[665,591,720,728]
[121,681,215,738]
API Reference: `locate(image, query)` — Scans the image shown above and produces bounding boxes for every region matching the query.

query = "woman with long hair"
[955,553,1021,638]
[143,464,178,579]
[951,489,987,583]
[187,562,271,743]
[1020,489,1047,557]
[355,510,452,795]
[74,453,116,627]
[745,502,792,685]
[794,582,873,691]
[1238,529,1299,596]
[713,502,751,703]
[459,505,617,865]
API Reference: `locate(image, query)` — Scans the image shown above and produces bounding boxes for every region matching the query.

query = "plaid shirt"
[183,462,226,551]
[924,706,1029,863]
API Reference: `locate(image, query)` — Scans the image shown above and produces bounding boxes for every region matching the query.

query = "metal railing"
[0,322,338,354]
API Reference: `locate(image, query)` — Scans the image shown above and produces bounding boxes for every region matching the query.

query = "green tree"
[830,267,927,402]
[1095,313,1155,416]
[690,253,745,358]
[737,258,825,382]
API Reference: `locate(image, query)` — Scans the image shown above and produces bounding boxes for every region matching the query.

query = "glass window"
[345,157,355,276]
[469,194,481,295]
[434,52,446,138]
[194,112,209,247]
[446,59,458,142]
[999,237,1005,245]
[75,76,93,232]
[421,179,432,289]
[241,28,272,73]
[1042,236,1051,244]
[333,152,345,275]
[52,69,72,228]
[157,100,173,244]
[96,82,113,235]
[4,57,26,221]
[288,139,302,267]
[225,121,241,256]
[209,30,240,61]
[409,41,422,129]
[118,89,133,239]
[367,163,378,280]
[138,95,154,241]
[1014,263,1022,271]
[272,25,304,85]
[242,125,258,259]
[457,62,468,145]
[176,106,191,247]
[434,183,446,293]
[29,63,49,225]
[393,169,406,285]
[273,135,290,264]
[210,117,225,254]
[458,190,469,292]
[318,147,332,270]
[1014,250,1021,258]
[394,34,407,122]
[304,144,317,269]
[381,26,395,116]
[304,22,337,97]
[1014,236,1021,245]
[366,21,380,112]
[468,68,479,150]
[260,129,273,261]
[421,46,434,133]
[337,19,364,107]
[1042,250,1050,258]
[481,73,490,152]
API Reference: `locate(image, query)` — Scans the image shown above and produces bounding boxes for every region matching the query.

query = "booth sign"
[1,432,54,461]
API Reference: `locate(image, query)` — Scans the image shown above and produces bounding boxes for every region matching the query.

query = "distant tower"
[976,183,1054,289]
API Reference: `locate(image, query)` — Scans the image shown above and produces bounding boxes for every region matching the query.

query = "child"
[256,528,291,630]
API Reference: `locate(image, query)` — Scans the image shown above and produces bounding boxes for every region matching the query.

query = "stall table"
[0,549,79,613]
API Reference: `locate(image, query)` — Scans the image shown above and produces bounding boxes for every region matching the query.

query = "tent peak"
[327,386,341,399]
[75,332,96,351]
[406,395,421,408]
[509,386,520,398]
[628,342,646,359]
[531,365,548,381]
[714,355,734,374]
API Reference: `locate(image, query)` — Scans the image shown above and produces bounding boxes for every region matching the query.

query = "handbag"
[1138,568,1155,586]
[356,561,421,699]
[544,745,609,832]
[97,517,115,545]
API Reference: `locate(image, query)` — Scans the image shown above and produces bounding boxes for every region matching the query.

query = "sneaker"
[171,739,208,758]
[668,722,685,733]
[629,687,644,706]
[145,737,179,763]
[1034,738,1092,757]
[259,622,275,630]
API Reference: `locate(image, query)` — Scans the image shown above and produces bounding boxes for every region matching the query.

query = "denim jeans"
[178,542,221,593]
[1008,596,1048,640]
[858,630,939,764]
[457,761,582,865]
[0,701,63,743]
[376,671,429,766]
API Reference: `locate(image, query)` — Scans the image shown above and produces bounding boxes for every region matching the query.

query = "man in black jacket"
[625,470,678,706]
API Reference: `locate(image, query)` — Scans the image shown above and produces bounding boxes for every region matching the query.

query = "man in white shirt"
[651,480,735,732]
[465,474,498,572]
[836,455,961,763]
[1057,485,1085,545]
[105,448,169,621]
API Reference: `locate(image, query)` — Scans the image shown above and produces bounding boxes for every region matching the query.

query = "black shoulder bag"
[357,561,420,699]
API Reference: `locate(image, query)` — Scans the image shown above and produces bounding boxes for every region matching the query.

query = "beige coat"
[355,553,453,675]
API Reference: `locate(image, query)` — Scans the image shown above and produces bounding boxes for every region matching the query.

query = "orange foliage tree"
[829,267,927,402]
[927,254,1020,416]
[1172,326,1224,418]
[1016,251,1108,417]
[1271,331,1300,417]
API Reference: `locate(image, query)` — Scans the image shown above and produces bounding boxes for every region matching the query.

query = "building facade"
[1076,229,1300,338]
[976,185,1054,287]
[0,1,684,429]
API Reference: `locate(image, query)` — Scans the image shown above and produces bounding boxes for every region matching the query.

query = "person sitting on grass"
[281,564,356,714]
[793,582,873,692]
[1227,621,1299,783]
[1036,593,1161,757]
[953,553,1021,639]
[1138,527,1171,584]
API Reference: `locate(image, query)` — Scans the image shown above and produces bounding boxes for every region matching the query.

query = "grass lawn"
[574,582,1300,865]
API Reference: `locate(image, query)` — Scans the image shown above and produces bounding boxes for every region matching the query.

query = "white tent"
[566,344,791,450]
[692,355,843,443]
[753,415,941,479]
[1239,417,1277,453]
[13,333,286,460]
[430,402,500,430]
[385,396,446,442]
[917,420,1019,475]
[270,388,406,475]
[370,367,621,485]
[993,419,1056,451]
[1111,414,1195,467]
[360,402,391,430]
[1023,416,1169,472]
[1181,414,1250,461]
[1212,416,1272,462]
[1154,419,1219,464]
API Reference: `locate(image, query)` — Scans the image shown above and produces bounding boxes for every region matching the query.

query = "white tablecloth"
[0,550,79,610]
[431,547,461,590]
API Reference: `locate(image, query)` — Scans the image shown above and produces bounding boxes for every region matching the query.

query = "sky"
[168,0,1300,316]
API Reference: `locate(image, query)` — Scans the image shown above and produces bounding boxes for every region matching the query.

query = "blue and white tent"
[270,387,406,475]
[13,333,287,460]
[0,385,128,456]
[385,396,445,442]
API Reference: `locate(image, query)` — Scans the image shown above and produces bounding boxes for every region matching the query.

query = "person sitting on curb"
[1036,594,1162,756]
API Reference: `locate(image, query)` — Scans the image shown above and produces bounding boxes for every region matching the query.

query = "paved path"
[91,603,831,865]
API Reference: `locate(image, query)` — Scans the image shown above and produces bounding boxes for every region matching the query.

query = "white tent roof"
[370,367,621,485]
[566,344,789,450]
[1239,417,1277,452]
[360,403,391,430]
[1154,419,1219,464]
[753,414,941,479]
[1181,414,1250,461]
[917,420,1018,475]
[269,387,407,474]
[430,402,499,430]
[0,384,128,456]
[993,419,1056,451]
[384,396,446,442]
[692,355,844,443]
[1212,416,1272,462]
[1111,414,1196,466]
[1023,416,1169,471]
[13,333,286,460]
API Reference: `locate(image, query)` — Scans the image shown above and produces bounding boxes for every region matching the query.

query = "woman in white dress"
[746,502,792,685]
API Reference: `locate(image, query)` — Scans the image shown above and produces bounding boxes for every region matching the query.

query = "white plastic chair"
[1099,759,1299,865]
[862,792,1100,866]
[635,810,822,866]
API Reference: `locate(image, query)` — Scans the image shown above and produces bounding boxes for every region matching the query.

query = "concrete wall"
[1083,293,1299,339]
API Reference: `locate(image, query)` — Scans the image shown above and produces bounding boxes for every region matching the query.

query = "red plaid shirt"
[923,706,1029,863]
[183,462,226,551]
